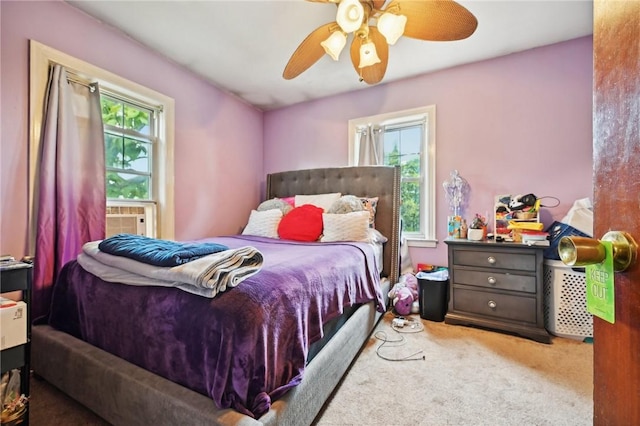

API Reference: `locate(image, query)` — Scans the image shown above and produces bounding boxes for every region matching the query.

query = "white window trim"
[28,40,175,252]
[348,105,437,248]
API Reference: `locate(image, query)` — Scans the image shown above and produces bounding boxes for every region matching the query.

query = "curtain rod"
[65,72,97,93]
[356,125,383,134]
[61,66,163,112]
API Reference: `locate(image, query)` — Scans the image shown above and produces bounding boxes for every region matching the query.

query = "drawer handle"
[488,300,497,309]
[487,256,496,264]
[487,276,496,285]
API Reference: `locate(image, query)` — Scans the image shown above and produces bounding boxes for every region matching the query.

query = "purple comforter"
[47,235,384,419]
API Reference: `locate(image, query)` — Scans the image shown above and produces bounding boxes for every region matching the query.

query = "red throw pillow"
[278,204,324,241]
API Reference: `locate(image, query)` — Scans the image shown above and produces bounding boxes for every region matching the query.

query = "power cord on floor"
[374,329,425,362]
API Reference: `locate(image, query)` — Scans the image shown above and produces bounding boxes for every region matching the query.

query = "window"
[102,94,156,200]
[349,106,436,247]
[101,93,159,237]
[29,41,175,246]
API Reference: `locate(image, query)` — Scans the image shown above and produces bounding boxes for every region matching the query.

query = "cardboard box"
[0,299,27,350]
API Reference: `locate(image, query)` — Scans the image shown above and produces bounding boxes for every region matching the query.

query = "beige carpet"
[29,313,593,425]
[314,312,593,426]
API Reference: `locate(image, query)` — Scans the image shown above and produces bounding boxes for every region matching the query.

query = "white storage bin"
[543,260,593,340]
[0,299,27,350]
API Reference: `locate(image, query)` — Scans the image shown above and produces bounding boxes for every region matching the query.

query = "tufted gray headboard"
[266,166,400,285]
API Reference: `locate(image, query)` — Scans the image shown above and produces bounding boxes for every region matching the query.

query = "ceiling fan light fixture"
[377,12,407,45]
[284,0,478,83]
[336,0,365,34]
[358,41,381,68]
[321,31,347,61]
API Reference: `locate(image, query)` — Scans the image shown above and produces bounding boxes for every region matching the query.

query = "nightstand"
[444,239,551,343]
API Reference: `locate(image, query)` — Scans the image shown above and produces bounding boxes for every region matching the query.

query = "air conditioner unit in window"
[106,203,156,238]
[106,214,147,237]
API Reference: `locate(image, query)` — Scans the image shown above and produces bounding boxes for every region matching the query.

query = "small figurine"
[460,219,468,239]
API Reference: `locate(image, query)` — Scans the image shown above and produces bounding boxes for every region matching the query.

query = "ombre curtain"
[32,64,106,320]
[356,125,383,166]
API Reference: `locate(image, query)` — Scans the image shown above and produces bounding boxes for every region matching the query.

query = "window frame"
[28,40,175,249]
[348,105,437,247]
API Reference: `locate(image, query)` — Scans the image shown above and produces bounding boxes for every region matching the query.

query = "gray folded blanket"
[79,241,263,298]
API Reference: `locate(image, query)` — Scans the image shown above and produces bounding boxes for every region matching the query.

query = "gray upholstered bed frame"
[32,165,401,426]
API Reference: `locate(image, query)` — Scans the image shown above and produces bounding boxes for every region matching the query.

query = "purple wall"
[264,37,593,267]
[0,1,263,258]
[1,0,593,270]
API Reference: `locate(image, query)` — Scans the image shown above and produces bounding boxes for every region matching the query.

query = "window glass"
[101,95,155,201]
[348,106,436,246]
[383,124,424,234]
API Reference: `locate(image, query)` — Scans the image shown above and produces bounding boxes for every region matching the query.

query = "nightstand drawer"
[453,288,537,323]
[452,250,536,272]
[454,269,536,293]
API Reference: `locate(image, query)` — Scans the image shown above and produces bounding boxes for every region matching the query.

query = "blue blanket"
[98,233,229,267]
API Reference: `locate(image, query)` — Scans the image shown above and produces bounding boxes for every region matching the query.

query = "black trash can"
[417,268,449,322]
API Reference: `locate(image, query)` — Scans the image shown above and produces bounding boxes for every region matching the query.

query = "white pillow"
[368,228,388,244]
[242,209,282,238]
[295,192,341,212]
[321,211,370,242]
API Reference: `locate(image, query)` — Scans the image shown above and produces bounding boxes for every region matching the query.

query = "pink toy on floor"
[393,287,413,315]
[389,273,420,315]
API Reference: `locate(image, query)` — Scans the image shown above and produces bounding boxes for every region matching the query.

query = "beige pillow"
[295,192,341,212]
[257,198,293,215]
[321,211,370,242]
[328,195,365,214]
[242,209,282,238]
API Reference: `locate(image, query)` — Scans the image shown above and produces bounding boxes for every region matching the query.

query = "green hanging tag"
[585,240,615,324]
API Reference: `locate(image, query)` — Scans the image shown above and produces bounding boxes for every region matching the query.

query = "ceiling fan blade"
[283,22,339,80]
[390,0,478,41]
[350,26,389,85]
[372,0,386,10]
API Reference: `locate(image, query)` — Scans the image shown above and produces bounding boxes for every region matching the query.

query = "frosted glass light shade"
[321,31,347,61]
[336,0,364,34]
[377,13,407,45]
[358,41,381,68]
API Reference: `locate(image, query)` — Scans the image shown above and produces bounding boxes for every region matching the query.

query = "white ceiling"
[66,0,594,111]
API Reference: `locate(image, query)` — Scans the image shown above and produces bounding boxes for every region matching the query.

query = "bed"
[31,165,401,426]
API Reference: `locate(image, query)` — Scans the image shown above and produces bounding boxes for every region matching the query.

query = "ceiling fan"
[283,0,478,84]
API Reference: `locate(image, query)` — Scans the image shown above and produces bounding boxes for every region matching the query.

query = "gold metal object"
[558,236,606,266]
[558,231,638,272]
[602,231,638,272]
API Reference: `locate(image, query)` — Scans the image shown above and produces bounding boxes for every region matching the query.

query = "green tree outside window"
[101,96,152,199]
[385,144,421,232]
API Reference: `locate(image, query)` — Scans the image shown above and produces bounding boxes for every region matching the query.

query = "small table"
[1,261,33,423]
[444,239,551,343]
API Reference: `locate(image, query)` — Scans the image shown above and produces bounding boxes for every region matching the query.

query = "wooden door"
[593,1,640,424]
